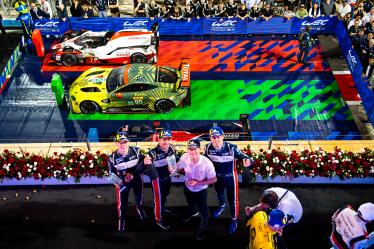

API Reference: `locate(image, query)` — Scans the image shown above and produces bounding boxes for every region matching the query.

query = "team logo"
[35,21,59,28]
[122,20,148,27]
[301,20,328,26]
[212,20,237,27]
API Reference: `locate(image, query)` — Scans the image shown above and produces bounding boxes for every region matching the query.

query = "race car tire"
[80,101,100,114]
[130,53,147,64]
[61,53,79,66]
[154,99,175,113]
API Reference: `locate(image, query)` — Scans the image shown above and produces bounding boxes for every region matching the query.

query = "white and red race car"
[50,28,158,66]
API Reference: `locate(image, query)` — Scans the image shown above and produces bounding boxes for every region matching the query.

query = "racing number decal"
[133,96,143,105]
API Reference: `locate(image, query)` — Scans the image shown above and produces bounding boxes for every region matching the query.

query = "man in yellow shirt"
[246,209,287,249]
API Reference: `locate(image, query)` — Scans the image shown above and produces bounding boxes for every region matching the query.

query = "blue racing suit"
[204,142,249,219]
[108,147,159,230]
[149,144,177,215]
[297,30,312,64]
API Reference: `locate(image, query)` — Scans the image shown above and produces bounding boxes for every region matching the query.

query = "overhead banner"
[247,17,292,34]
[290,16,338,34]
[33,18,69,35]
[203,18,246,35]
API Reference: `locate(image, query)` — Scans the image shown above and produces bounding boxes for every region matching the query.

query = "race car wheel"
[154,99,175,114]
[61,53,79,66]
[130,53,147,64]
[80,101,100,114]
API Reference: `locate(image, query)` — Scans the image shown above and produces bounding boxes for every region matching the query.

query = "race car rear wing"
[179,58,190,88]
[179,58,191,106]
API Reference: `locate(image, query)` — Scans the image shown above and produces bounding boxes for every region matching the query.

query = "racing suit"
[148,144,177,217]
[108,147,159,231]
[204,141,249,219]
[297,30,312,64]
[330,205,370,249]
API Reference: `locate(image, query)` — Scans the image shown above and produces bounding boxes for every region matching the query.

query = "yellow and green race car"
[69,59,190,114]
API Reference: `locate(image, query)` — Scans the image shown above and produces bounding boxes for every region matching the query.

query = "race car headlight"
[71,95,76,101]
[101,98,110,104]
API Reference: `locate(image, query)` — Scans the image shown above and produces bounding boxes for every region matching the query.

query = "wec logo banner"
[32,18,66,35]
[205,18,245,33]
[122,20,148,28]
[347,49,358,71]
[301,20,328,26]
[34,21,59,28]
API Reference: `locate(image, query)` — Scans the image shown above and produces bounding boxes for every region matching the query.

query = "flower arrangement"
[0,147,372,182]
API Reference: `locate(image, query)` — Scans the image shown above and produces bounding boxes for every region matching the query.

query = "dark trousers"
[116,174,144,224]
[184,186,209,231]
[214,174,239,219]
[159,177,171,210]
[0,22,5,35]
[297,46,310,64]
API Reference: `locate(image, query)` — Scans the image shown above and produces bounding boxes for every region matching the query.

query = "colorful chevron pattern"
[157,38,330,72]
[69,78,351,121]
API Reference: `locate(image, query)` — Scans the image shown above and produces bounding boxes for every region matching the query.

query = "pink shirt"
[177,153,216,192]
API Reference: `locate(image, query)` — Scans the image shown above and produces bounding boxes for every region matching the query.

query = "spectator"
[284,0,297,10]
[134,0,146,17]
[242,0,262,10]
[246,209,287,249]
[353,29,368,70]
[96,0,108,17]
[366,19,374,34]
[283,4,295,20]
[182,4,195,21]
[147,0,160,19]
[366,38,374,79]
[337,0,352,20]
[30,2,46,20]
[265,0,274,8]
[225,0,237,18]
[260,3,274,21]
[295,4,308,18]
[354,1,365,18]
[109,0,120,17]
[321,0,336,16]
[82,3,94,18]
[347,0,357,11]
[56,0,68,21]
[349,19,362,36]
[215,1,227,18]
[309,1,321,17]
[274,5,285,17]
[203,0,215,17]
[170,3,183,19]
[40,0,53,19]
[0,14,5,36]
[362,7,374,26]
[363,0,373,13]
[70,0,83,17]
[330,202,374,249]
[348,15,362,29]
[237,3,249,20]
[249,4,261,20]
[164,0,176,10]
[190,0,203,18]
[343,12,352,28]
[160,4,171,19]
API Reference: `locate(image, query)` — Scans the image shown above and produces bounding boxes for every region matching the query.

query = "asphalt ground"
[0,183,373,249]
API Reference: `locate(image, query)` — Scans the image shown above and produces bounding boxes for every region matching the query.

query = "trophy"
[166,155,179,177]
[108,172,123,186]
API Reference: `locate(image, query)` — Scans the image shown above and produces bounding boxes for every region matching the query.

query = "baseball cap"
[115,131,129,142]
[358,202,374,221]
[268,209,287,228]
[187,139,200,149]
[209,126,224,137]
[159,129,172,138]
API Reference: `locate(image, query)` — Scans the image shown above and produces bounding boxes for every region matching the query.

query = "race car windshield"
[74,33,91,46]
[156,67,178,83]
[107,67,125,92]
